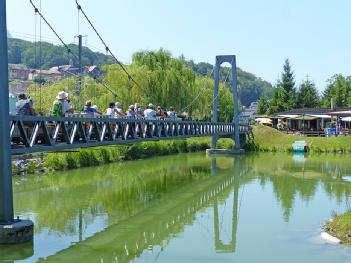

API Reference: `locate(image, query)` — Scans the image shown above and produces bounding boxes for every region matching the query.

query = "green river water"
[1,152,351,262]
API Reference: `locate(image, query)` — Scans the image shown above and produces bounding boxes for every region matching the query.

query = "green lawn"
[248,125,351,153]
[325,211,351,245]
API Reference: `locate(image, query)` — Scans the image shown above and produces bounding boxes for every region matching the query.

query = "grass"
[325,211,351,245]
[41,137,233,173]
[247,125,351,153]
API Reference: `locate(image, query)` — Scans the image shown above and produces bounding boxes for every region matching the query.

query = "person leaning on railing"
[83,100,102,117]
[115,102,127,117]
[167,106,177,120]
[144,103,156,120]
[104,102,117,118]
[127,105,136,119]
[156,105,167,119]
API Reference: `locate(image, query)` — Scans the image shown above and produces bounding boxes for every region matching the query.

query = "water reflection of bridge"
[41,157,247,262]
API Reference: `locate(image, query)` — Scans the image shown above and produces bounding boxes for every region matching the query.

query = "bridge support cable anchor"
[0,0,34,244]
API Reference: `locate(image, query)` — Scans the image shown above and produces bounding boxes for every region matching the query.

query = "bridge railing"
[9,115,250,154]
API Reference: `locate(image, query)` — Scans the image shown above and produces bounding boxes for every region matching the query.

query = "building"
[84,65,103,78]
[27,64,103,82]
[240,101,258,123]
[8,64,30,80]
[28,68,62,82]
[273,108,351,136]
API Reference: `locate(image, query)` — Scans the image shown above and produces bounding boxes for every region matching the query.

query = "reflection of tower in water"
[212,156,240,253]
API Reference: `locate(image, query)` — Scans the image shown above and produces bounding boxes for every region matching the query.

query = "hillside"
[8,38,114,69]
[186,61,273,107]
[8,37,273,107]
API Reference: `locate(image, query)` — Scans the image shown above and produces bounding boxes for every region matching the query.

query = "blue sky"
[6,0,351,92]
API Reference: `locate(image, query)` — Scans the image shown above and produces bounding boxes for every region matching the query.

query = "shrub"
[77,149,100,167]
[45,154,67,171]
[65,153,79,169]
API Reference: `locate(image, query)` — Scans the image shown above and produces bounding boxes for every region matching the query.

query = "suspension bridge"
[0,0,250,245]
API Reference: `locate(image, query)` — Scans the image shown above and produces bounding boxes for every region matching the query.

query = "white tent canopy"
[308,114,331,119]
[342,116,351,122]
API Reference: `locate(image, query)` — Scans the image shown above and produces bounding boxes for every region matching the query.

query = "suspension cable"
[179,68,214,113]
[29,0,79,63]
[94,77,119,99]
[39,0,42,113]
[75,0,142,89]
[210,62,233,106]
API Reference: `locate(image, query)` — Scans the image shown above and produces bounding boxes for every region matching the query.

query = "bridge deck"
[9,116,250,154]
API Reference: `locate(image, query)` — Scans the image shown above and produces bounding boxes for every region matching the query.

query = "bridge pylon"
[210,55,242,152]
[0,0,33,244]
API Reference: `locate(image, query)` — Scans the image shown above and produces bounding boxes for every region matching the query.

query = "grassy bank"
[18,137,234,174]
[247,125,351,153]
[325,211,351,245]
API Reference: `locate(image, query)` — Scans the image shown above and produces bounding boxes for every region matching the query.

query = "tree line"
[27,49,235,122]
[9,37,274,108]
[257,59,351,115]
[8,38,115,69]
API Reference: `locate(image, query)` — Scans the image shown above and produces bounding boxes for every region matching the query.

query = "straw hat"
[57,91,68,100]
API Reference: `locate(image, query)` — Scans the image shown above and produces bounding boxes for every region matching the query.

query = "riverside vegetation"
[325,211,351,245]
[13,138,234,175]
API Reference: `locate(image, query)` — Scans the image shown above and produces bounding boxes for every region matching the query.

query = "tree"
[267,87,288,114]
[256,96,269,115]
[321,74,351,108]
[296,78,320,108]
[277,59,297,110]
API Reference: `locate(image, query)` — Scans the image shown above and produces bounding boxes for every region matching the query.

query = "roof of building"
[49,65,72,72]
[275,107,351,116]
[8,64,29,70]
[35,69,62,75]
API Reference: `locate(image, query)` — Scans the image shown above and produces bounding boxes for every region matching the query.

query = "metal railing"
[9,115,251,154]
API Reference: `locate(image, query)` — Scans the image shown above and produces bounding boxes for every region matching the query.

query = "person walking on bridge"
[51,91,74,117]
[104,102,117,118]
[83,100,101,117]
[116,102,127,117]
[144,103,156,120]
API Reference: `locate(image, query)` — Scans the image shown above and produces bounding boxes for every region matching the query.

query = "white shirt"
[116,107,126,116]
[16,99,27,113]
[144,109,156,119]
[105,108,117,118]
[62,101,72,114]
[167,111,177,119]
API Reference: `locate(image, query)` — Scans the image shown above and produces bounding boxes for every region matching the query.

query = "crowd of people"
[15,91,182,120]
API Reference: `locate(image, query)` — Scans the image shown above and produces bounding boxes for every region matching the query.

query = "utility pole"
[76,35,87,95]
[74,34,87,107]
[0,0,33,244]
[78,34,82,96]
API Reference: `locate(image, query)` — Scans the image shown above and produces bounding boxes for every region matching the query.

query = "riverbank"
[12,137,234,175]
[247,125,351,153]
[325,211,351,245]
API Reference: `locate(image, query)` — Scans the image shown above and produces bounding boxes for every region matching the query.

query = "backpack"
[18,102,32,116]
[51,100,63,117]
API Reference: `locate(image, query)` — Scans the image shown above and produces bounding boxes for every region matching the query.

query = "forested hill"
[8,37,273,107]
[8,38,115,69]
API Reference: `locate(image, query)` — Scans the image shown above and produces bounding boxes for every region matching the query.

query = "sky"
[6,0,351,92]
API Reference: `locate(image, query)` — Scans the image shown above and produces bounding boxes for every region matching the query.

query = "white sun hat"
[57,91,68,100]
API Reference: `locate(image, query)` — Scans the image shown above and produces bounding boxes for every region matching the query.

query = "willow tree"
[132,49,196,112]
